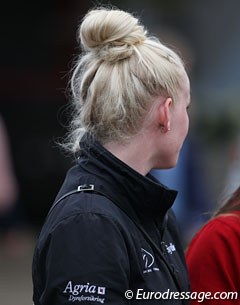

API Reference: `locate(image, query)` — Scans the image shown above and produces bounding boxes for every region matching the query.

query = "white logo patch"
[141,248,159,274]
[165,243,176,255]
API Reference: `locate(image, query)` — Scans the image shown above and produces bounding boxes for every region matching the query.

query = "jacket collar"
[78,133,177,220]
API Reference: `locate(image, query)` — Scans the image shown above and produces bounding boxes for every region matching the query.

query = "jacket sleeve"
[35,212,131,305]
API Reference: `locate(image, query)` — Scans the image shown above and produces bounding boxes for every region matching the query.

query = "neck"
[103,133,155,176]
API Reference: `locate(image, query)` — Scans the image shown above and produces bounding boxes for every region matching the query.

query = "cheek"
[185,115,189,133]
[175,115,187,133]
[181,112,189,134]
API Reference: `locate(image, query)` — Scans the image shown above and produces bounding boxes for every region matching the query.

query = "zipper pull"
[161,241,167,255]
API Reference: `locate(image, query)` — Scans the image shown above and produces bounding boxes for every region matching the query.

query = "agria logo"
[63,281,106,303]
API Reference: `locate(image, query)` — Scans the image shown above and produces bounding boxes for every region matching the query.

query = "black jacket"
[32,135,190,304]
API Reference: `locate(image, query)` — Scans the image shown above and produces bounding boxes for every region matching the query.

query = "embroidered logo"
[97,287,106,295]
[165,243,176,255]
[141,248,159,273]
[63,281,106,303]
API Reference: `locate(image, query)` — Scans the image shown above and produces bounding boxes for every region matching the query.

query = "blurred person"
[0,116,29,256]
[0,116,18,216]
[186,187,240,304]
[32,7,191,305]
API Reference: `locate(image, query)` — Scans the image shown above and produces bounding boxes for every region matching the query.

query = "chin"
[164,163,177,169]
[153,161,177,170]
[164,159,179,169]
[153,154,179,170]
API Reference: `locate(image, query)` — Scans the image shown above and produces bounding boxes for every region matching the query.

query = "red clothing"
[186,211,240,304]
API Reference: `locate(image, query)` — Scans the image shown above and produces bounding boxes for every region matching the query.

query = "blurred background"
[1,0,240,304]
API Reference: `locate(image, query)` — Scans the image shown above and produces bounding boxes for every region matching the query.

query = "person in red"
[186,187,240,304]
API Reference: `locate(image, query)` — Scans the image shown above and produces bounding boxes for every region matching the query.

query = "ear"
[158,97,172,133]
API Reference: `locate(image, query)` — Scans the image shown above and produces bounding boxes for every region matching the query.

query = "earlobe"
[159,97,172,133]
[167,121,171,131]
[160,121,170,133]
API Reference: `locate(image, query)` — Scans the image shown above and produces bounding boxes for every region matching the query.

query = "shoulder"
[214,210,240,228]
[191,212,240,243]
[37,192,136,251]
[186,213,240,294]
[45,192,125,228]
[50,166,131,227]
[186,211,240,261]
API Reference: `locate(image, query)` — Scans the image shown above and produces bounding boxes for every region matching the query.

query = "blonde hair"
[66,8,186,152]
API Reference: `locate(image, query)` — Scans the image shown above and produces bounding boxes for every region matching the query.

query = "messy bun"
[79,9,146,63]
[65,7,186,153]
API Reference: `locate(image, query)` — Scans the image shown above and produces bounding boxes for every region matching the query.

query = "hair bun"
[79,9,146,62]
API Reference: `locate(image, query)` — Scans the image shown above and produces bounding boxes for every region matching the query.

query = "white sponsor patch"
[63,281,106,303]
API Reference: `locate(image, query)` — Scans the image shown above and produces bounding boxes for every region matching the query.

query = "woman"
[186,187,240,304]
[32,7,191,305]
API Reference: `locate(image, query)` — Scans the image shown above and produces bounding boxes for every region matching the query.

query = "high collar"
[78,133,177,220]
